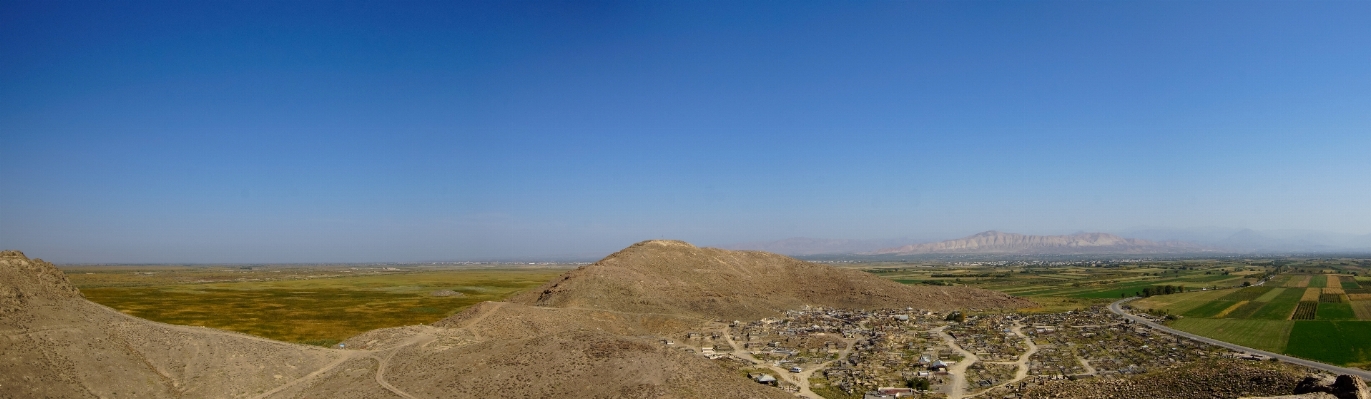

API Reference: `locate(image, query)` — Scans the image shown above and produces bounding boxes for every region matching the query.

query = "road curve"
[1108,298,1371,380]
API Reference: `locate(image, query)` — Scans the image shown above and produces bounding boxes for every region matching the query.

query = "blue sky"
[3,1,1369,262]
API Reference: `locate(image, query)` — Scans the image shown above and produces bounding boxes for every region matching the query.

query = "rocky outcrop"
[871,231,1203,255]
[1022,359,1309,399]
[1,250,82,315]
[1292,375,1370,399]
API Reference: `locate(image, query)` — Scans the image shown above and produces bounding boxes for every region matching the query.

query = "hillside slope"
[872,231,1203,255]
[0,250,343,398]
[511,240,1032,319]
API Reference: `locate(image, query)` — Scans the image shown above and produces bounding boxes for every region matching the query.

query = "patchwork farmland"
[1133,273,1371,370]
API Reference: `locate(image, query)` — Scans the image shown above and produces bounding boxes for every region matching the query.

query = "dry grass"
[1352,301,1371,321]
[1286,275,1311,288]
[1300,287,1322,302]
[1323,287,1345,295]
[73,267,566,346]
[1214,300,1249,318]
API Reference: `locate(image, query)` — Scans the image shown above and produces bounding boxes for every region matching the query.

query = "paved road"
[1108,298,1371,380]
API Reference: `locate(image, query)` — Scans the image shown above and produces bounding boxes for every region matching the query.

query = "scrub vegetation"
[64,265,569,346]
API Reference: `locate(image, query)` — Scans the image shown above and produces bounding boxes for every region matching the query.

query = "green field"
[1170,318,1293,353]
[1133,289,1234,315]
[1131,272,1371,368]
[1343,276,1363,289]
[1183,300,1239,318]
[1286,321,1371,368]
[1224,300,1269,319]
[1309,274,1328,288]
[1317,302,1358,320]
[69,266,566,346]
[1250,289,1304,320]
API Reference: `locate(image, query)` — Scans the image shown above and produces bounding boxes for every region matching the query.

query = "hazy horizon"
[4,1,1370,263]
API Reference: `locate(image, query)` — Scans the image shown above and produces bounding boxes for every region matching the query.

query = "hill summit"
[511,240,1031,319]
[871,231,1202,255]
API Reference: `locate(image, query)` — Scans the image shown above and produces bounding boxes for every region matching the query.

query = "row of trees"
[1123,284,1187,298]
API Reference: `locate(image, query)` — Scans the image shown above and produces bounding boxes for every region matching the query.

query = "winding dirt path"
[719,324,855,399]
[934,326,979,399]
[965,321,1038,398]
[250,353,365,399]
[254,302,510,399]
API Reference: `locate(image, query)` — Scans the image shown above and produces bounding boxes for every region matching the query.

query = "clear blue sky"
[3,1,1369,262]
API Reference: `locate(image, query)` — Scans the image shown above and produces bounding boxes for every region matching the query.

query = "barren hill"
[0,247,803,399]
[511,240,1032,319]
[871,231,1203,255]
[1,241,1034,398]
[0,250,343,398]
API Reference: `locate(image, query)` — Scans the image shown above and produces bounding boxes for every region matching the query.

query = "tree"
[906,377,931,390]
[1242,281,1252,287]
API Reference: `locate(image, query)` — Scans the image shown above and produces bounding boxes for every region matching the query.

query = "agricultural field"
[1286,321,1371,370]
[63,264,570,346]
[1129,270,1371,369]
[1167,318,1292,353]
[867,258,1271,313]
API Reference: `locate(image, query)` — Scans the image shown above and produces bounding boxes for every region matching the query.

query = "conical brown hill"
[511,240,1032,320]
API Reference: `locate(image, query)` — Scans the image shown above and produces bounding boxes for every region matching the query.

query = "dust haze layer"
[870,231,1206,255]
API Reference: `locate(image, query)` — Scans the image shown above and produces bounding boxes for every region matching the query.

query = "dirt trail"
[934,326,979,399]
[371,302,511,399]
[1077,357,1096,376]
[965,321,1038,398]
[251,353,364,399]
[373,332,431,399]
[719,323,852,399]
[252,303,511,399]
